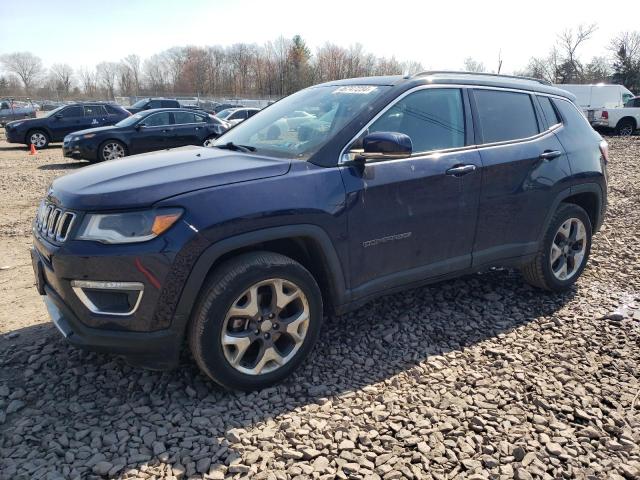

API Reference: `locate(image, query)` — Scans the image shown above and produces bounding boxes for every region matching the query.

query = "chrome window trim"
[339,84,572,165]
[71,280,144,316]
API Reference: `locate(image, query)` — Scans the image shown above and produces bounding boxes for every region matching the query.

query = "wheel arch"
[539,184,604,244]
[173,225,348,333]
[617,116,637,130]
[25,127,51,144]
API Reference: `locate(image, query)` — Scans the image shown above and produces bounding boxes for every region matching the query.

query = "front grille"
[36,201,76,242]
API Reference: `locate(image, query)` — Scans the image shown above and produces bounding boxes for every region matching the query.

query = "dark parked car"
[63,108,229,162]
[5,103,130,148]
[126,98,181,114]
[32,72,607,390]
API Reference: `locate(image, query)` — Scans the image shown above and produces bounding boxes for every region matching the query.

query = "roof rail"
[410,70,552,86]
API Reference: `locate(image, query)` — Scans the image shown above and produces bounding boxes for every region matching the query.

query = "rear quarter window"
[552,98,599,139]
[537,96,561,128]
[474,89,539,143]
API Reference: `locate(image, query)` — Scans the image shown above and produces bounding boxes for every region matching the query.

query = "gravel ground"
[0,134,639,480]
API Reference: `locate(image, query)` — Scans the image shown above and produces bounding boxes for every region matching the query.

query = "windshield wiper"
[214,142,256,152]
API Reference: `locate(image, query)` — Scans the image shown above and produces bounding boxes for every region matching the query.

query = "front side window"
[538,96,561,128]
[148,100,162,109]
[365,88,465,153]
[61,106,84,118]
[215,84,389,160]
[475,90,539,143]
[142,112,171,127]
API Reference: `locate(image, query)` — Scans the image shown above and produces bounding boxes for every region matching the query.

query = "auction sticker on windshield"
[333,86,378,94]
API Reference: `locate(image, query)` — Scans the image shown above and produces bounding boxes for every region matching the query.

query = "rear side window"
[474,90,539,143]
[173,112,197,124]
[367,88,465,153]
[248,109,259,118]
[84,105,107,116]
[537,96,561,128]
[552,98,598,137]
[105,104,123,114]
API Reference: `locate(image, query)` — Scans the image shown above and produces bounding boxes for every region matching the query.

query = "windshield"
[217,109,235,119]
[214,85,389,160]
[131,99,149,108]
[116,112,144,127]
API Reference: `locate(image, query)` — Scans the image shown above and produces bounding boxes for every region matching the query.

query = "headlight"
[76,208,183,244]
[82,133,96,139]
[10,122,23,128]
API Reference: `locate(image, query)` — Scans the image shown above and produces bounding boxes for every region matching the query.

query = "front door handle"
[540,150,562,160]
[446,164,477,176]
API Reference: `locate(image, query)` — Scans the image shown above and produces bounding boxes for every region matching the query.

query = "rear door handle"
[446,164,477,176]
[540,150,562,160]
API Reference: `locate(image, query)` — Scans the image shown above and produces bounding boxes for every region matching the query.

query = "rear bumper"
[43,284,181,369]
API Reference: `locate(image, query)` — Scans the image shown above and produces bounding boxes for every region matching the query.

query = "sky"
[0,0,635,74]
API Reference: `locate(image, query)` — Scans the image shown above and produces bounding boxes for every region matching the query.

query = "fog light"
[71,280,144,316]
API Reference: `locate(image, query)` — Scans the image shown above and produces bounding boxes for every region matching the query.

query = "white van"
[554,84,635,113]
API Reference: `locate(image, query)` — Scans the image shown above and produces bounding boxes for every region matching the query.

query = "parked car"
[126,98,182,114]
[32,72,607,390]
[216,107,260,126]
[589,96,640,136]
[63,109,229,162]
[213,103,243,114]
[4,103,130,148]
[556,84,635,115]
[0,99,37,126]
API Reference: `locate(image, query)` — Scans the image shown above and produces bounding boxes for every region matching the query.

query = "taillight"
[599,140,609,163]
[601,110,609,119]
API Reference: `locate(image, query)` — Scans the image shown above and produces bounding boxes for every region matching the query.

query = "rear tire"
[27,130,49,149]
[616,119,635,137]
[188,251,323,391]
[521,203,592,292]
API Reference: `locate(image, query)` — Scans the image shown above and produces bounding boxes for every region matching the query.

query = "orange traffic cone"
[29,143,36,155]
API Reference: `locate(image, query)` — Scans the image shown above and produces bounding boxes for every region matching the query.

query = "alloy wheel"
[550,217,587,281]
[30,132,47,148]
[102,142,125,160]
[619,124,634,137]
[220,278,310,375]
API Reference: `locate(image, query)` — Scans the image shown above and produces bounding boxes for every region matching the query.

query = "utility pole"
[497,49,503,74]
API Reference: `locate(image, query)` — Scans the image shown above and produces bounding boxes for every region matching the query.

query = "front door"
[50,105,85,140]
[129,111,173,154]
[340,87,481,294]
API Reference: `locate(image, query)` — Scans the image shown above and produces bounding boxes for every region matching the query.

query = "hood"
[49,146,291,210]
[5,117,44,128]
[68,125,120,137]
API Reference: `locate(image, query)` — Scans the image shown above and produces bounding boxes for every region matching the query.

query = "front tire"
[27,130,49,149]
[98,140,127,161]
[522,203,592,291]
[188,251,323,391]
[616,119,635,137]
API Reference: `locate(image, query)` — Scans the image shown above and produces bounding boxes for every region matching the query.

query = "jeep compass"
[32,72,608,390]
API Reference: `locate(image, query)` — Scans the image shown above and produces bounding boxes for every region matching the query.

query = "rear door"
[470,88,570,266]
[83,105,109,128]
[171,111,204,147]
[128,111,173,154]
[49,105,85,140]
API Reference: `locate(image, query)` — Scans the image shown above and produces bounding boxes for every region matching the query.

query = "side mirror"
[55,113,63,119]
[136,123,146,130]
[350,132,412,161]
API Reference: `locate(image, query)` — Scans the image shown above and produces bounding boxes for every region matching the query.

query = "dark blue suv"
[5,103,130,148]
[31,72,608,390]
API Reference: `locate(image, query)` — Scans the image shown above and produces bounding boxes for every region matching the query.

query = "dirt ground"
[0,129,88,334]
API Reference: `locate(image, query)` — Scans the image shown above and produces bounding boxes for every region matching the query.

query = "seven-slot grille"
[36,202,76,242]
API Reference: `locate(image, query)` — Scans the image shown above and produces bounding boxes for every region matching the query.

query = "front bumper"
[4,127,24,144]
[63,138,98,161]
[31,225,189,369]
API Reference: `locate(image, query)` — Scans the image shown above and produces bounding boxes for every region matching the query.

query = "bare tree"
[78,66,98,97]
[49,63,74,98]
[96,62,119,99]
[0,52,44,94]
[556,23,598,82]
[464,57,486,73]
[122,54,142,95]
